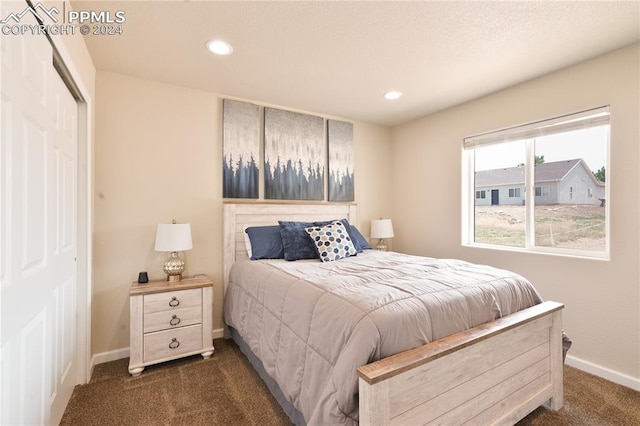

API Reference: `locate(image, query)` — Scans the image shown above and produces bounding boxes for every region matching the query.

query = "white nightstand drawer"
[143,324,202,362]
[143,306,202,333]
[143,288,201,314]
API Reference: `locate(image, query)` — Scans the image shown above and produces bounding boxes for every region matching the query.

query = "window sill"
[462,242,610,261]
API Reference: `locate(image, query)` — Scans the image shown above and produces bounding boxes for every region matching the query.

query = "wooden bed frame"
[223,202,564,425]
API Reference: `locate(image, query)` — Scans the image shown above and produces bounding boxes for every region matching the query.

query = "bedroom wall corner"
[352,122,394,242]
[92,71,393,358]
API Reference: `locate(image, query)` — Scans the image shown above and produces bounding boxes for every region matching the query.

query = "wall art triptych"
[222,99,354,202]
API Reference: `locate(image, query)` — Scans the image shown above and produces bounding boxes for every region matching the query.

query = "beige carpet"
[62,339,640,425]
[519,364,640,425]
[61,339,289,425]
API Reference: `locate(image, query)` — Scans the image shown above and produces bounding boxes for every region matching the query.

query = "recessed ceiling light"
[206,40,233,55]
[384,91,402,100]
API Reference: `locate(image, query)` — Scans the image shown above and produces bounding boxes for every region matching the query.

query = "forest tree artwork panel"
[223,99,260,198]
[328,120,354,202]
[264,107,325,200]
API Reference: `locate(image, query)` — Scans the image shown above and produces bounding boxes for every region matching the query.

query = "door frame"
[47,31,93,384]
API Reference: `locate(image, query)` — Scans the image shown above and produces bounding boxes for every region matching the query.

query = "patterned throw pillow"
[304,221,358,262]
[313,218,363,253]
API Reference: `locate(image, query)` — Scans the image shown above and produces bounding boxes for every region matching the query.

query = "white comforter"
[224,250,542,425]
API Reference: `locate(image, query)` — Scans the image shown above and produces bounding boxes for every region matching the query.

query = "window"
[463,106,609,258]
[535,186,550,197]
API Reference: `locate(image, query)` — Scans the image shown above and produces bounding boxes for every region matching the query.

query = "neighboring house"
[475,158,605,206]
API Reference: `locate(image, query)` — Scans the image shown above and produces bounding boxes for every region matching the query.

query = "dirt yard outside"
[474,205,606,250]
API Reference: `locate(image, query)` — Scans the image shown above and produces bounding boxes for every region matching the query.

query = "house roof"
[475,159,599,187]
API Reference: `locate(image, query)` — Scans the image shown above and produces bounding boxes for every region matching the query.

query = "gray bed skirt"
[229,326,306,426]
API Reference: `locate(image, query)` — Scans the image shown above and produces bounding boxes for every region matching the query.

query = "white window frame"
[462,106,610,260]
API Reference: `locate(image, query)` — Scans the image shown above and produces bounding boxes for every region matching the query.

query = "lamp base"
[164,251,185,282]
[376,239,388,251]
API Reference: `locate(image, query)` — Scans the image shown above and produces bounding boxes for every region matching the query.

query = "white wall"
[391,44,640,387]
[92,71,393,356]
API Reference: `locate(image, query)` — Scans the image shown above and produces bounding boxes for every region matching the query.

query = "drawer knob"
[169,338,180,349]
[169,315,181,326]
[168,296,180,307]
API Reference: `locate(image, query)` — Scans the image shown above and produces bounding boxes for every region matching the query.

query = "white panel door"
[1,1,79,424]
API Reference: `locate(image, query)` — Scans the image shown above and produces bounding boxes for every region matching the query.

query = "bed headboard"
[223,203,356,292]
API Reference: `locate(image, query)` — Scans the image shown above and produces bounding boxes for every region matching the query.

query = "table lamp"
[370,219,394,251]
[155,220,193,282]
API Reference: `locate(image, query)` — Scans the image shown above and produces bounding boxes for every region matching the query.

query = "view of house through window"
[465,107,609,256]
[473,140,526,248]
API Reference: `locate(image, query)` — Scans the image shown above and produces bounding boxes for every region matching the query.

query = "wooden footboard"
[357,301,564,426]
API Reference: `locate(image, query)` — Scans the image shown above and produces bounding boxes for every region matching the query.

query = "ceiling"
[71,1,639,126]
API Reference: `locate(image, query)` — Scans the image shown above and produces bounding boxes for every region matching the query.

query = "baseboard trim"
[91,347,130,368]
[566,355,640,391]
[87,336,640,392]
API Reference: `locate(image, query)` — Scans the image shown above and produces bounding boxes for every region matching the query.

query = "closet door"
[1,1,79,424]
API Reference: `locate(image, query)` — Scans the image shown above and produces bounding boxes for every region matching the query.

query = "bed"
[223,203,564,425]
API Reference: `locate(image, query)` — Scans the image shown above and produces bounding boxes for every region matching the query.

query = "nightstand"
[128,275,214,376]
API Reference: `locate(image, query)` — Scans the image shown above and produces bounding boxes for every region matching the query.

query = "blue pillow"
[349,225,372,250]
[245,226,284,260]
[278,221,318,261]
[314,218,362,253]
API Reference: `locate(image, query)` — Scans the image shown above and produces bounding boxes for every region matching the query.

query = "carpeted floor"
[61,339,640,425]
[519,364,640,426]
[61,339,290,425]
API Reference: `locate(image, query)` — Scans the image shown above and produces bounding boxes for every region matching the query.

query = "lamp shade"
[370,219,394,239]
[154,223,193,252]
